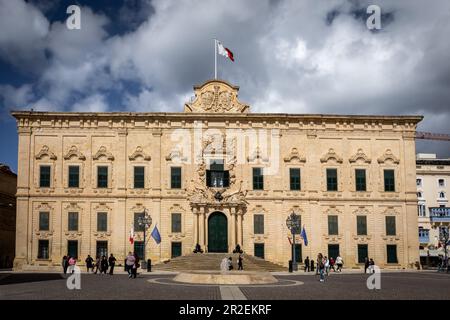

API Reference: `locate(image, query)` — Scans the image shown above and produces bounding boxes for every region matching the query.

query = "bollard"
[147,259,152,272]
[288,260,293,273]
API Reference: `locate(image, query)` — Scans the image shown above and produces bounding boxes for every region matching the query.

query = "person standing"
[329,257,335,272]
[317,253,325,282]
[62,256,69,274]
[94,256,101,274]
[369,258,375,273]
[100,255,108,274]
[364,257,369,274]
[324,256,330,276]
[238,254,244,270]
[132,253,140,278]
[310,259,315,273]
[335,255,344,272]
[108,254,116,275]
[304,256,310,272]
[125,252,136,278]
[85,255,94,273]
[68,256,76,273]
[228,257,234,271]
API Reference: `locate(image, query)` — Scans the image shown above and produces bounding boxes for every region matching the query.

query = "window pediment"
[35,145,57,160]
[349,148,371,164]
[129,146,151,161]
[64,145,86,160]
[320,148,343,163]
[377,149,399,164]
[284,148,306,163]
[93,146,114,161]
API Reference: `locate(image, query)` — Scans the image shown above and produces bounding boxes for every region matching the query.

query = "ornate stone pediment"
[184,80,249,113]
[320,148,343,163]
[247,146,269,163]
[166,146,187,162]
[129,146,151,161]
[349,148,371,164]
[377,149,400,164]
[64,145,86,160]
[93,146,114,161]
[284,148,306,163]
[35,145,57,160]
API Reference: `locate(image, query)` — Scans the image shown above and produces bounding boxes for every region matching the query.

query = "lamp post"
[286,211,301,272]
[438,227,449,272]
[138,209,152,270]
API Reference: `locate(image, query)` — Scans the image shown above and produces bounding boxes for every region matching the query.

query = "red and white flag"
[217,41,234,62]
[129,224,134,244]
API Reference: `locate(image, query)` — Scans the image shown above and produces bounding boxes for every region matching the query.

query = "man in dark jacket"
[108,254,117,275]
[304,256,310,272]
[62,256,69,274]
[100,255,109,274]
[85,255,94,273]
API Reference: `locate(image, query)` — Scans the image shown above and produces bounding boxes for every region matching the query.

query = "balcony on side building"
[419,228,430,244]
[429,207,450,224]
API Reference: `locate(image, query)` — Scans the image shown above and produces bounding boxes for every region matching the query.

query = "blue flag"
[151,225,161,244]
[300,226,308,246]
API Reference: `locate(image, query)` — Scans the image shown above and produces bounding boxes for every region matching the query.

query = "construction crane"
[416,131,450,141]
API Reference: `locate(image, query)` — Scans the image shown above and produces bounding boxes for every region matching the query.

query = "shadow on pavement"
[0,273,64,286]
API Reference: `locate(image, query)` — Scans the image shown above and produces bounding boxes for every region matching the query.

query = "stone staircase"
[153,253,286,272]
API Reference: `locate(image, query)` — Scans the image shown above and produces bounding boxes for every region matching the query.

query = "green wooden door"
[172,242,182,258]
[254,243,265,259]
[208,212,228,252]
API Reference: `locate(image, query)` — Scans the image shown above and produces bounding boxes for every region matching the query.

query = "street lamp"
[138,209,152,270]
[438,227,449,272]
[286,211,301,272]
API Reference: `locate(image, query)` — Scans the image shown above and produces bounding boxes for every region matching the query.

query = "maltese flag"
[129,224,134,244]
[217,41,234,61]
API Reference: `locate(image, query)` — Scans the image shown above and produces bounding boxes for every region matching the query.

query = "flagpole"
[214,38,217,79]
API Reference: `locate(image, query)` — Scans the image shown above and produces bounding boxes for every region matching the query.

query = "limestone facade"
[12,80,422,270]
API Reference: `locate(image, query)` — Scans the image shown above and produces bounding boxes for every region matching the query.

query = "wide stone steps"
[153,253,286,272]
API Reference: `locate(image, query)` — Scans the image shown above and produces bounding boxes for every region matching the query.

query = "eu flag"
[151,225,161,244]
[300,226,308,246]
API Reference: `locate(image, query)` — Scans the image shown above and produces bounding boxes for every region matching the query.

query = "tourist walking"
[317,253,325,282]
[62,255,69,274]
[369,258,375,273]
[304,256,310,272]
[335,255,344,272]
[100,255,109,274]
[68,256,76,273]
[364,257,369,274]
[324,256,330,275]
[108,254,116,275]
[132,253,140,278]
[125,252,136,278]
[228,257,234,271]
[329,257,335,272]
[310,259,315,273]
[94,256,101,274]
[85,255,94,273]
[238,254,244,270]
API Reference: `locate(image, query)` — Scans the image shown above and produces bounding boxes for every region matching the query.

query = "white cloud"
[71,94,108,112]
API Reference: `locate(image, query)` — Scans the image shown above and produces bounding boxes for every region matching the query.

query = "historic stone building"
[0,163,16,269]
[12,80,422,270]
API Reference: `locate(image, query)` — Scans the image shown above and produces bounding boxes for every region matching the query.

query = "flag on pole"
[287,236,292,246]
[129,223,134,244]
[151,224,161,244]
[300,226,308,246]
[217,41,234,62]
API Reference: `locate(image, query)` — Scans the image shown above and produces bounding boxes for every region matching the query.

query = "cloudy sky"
[0,0,449,172]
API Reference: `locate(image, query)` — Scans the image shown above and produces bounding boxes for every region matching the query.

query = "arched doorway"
[208,212,228,252]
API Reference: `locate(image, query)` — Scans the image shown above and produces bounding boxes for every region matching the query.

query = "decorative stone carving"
[349,148,371,163]
[166,146,187,162]
[320,148,343,163]
[35,145,57,160]
[93,146,114,161]
[247,146,269,163]
[129,146,151,161]
[64,145,86,160]
[184,80,249,113]
[284,148,306,163]
[377,149,400,164]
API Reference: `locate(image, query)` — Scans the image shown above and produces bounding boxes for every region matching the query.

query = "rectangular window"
[39,165,51,188]
[386,216,396,236]
[134,212,145,232]
[171,167,182,189]
[254,243,265,259]
[37,240,49,259]
[253,168,264,190]
[206,161,229,188]
[418,204,426,217]
[289,168,301,190]
[67,240,78,259]
[438,179,445,187]
[97,166,108,188]
[68,166,80,188]
[416,178,422,187]
[384,169,395,192]
[171,242,182,258]
[356,216,367,235]
[171,213,182,233]
[96,241,108,258]
[134,241,144,260]
[387,245,398,263]
[326,168,338,191]
[328,215,339,235]
[39,211,49,231]
[355,169,366,191]
[68,212,78,231]
[97,212,107,232]
[254,214,264,234]
[357,244,368,264]
[328,244,340,259]
[134,166,145,189]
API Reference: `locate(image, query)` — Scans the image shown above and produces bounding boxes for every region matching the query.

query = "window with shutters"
[254,214,264,234]
[68,212,78,231]
[39,212,49,231]
[326,168,338,191]
[356,216,367,235]
[290,168,301,190]
[253,168,264,190]
[97,212,108,232]
[171,167,182,189]
[68,166,80,188]
[97,166,108,188]
[355,169,366,191]
[384,170,395,192]
[172,213,182,233]
[386,216,396,236]
[134,166,145,189]
[328,215,338,235]
[39,165,51,188]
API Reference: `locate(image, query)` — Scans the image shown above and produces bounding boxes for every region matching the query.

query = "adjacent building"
[0,164,17,269]
[12,79,422,270]
[416,153,450,267]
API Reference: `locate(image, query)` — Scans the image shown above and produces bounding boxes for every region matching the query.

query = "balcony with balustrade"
[429,207,450,225]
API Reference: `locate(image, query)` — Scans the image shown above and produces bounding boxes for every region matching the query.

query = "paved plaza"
[0,271,449,300]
